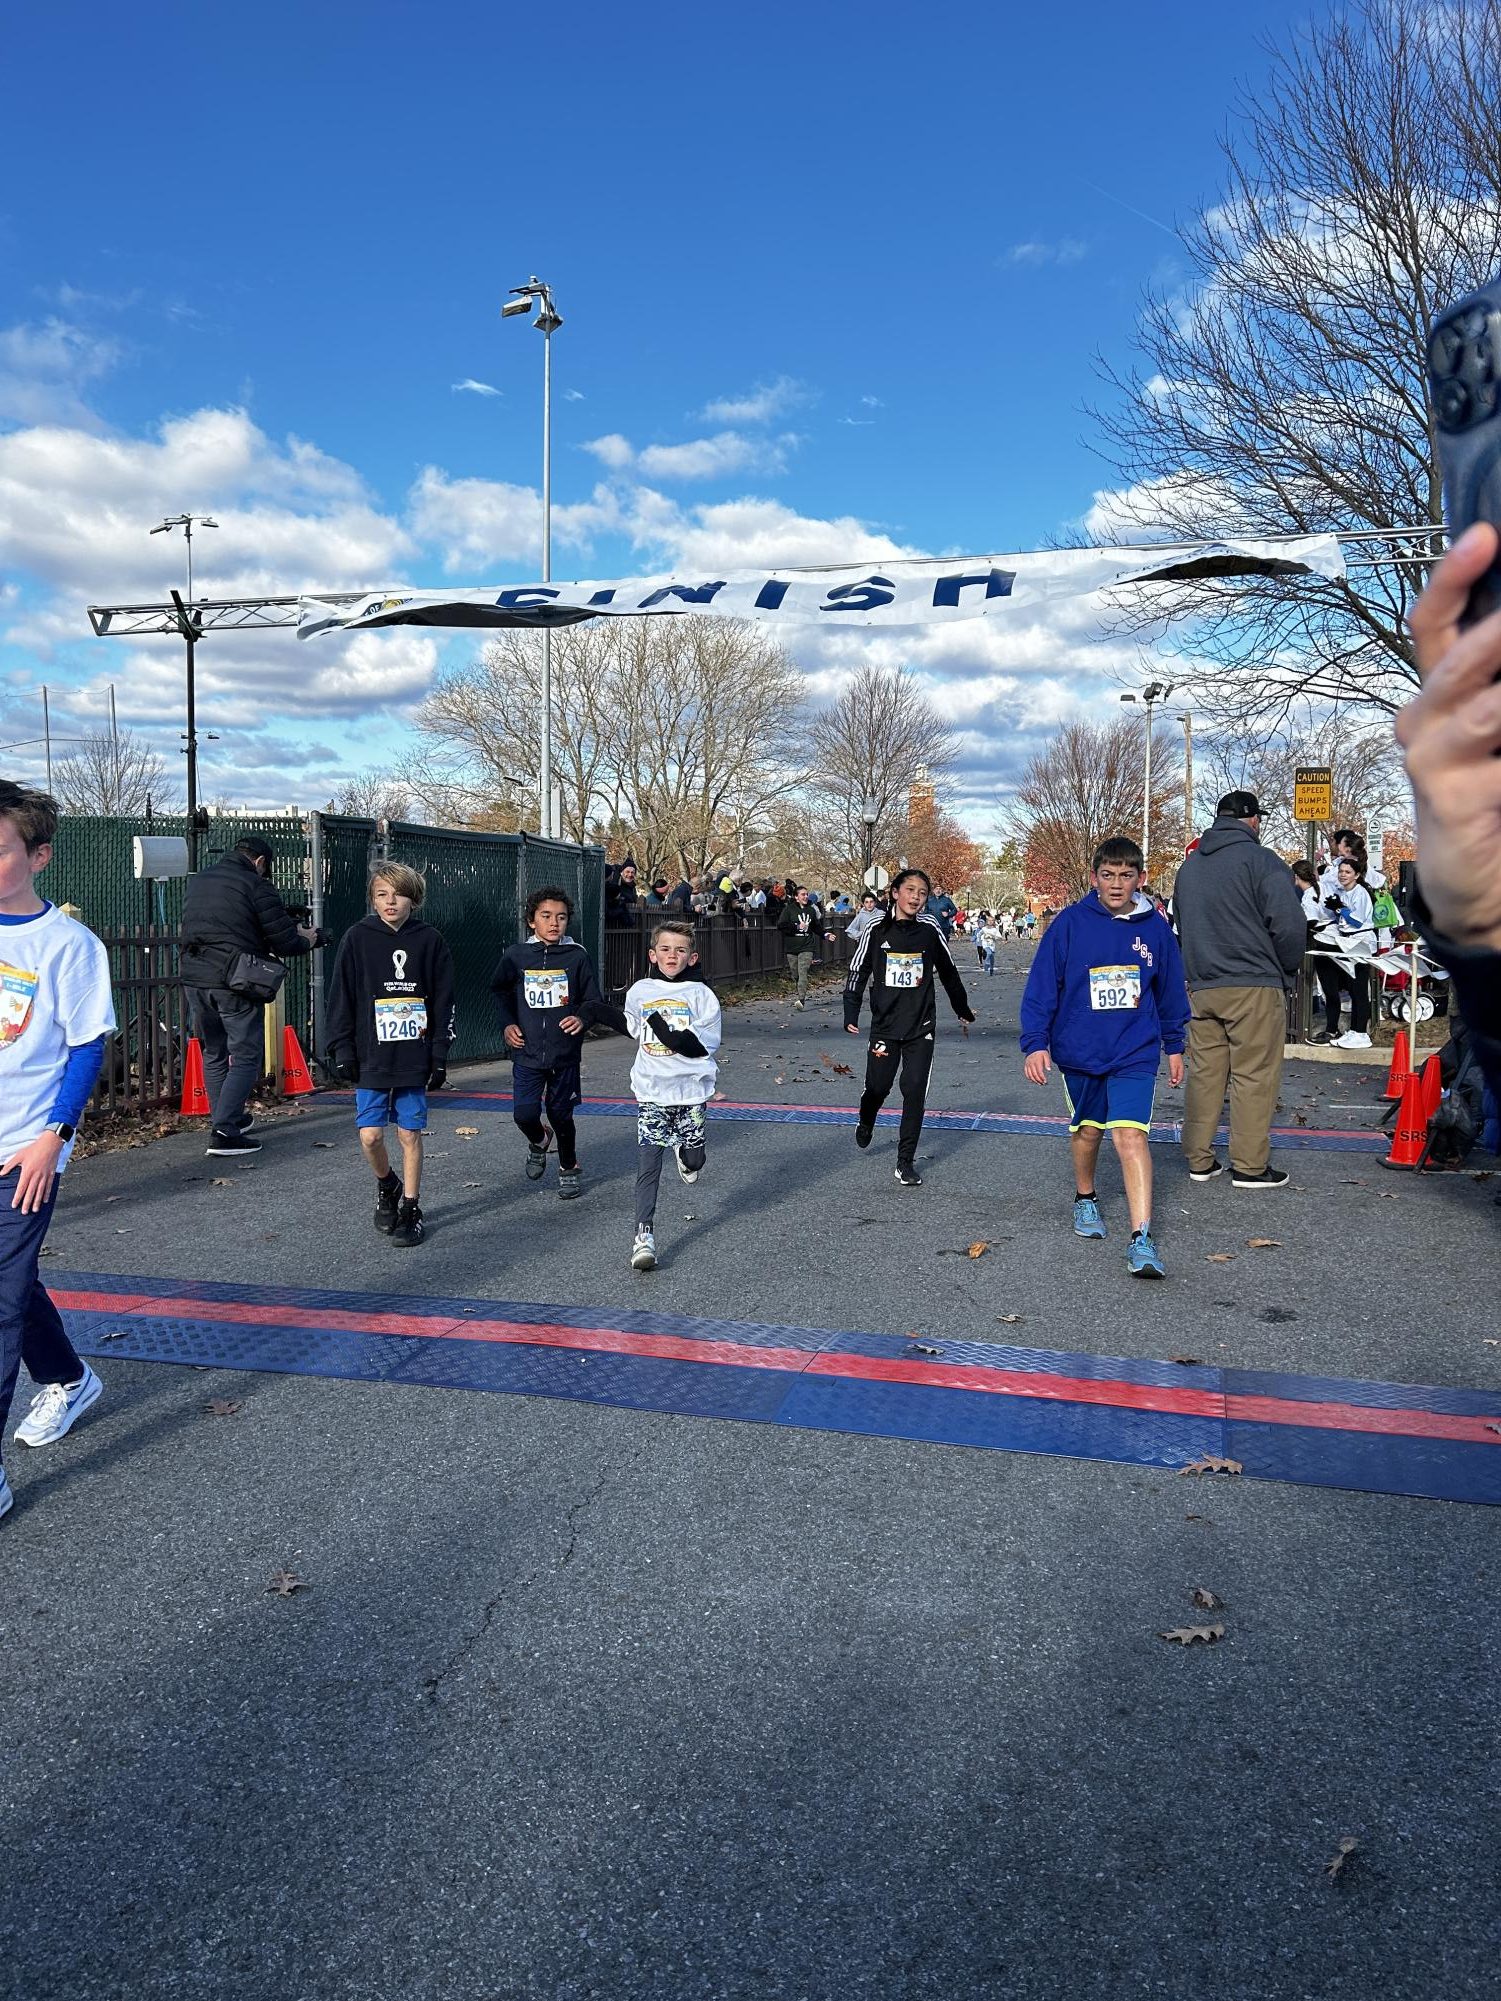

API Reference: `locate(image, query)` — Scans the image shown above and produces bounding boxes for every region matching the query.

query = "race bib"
[644,995,691,1056]
[885,951,924,990]
[523,968,570,1011]
[0,962,38,1045]
[374,996,428,1043]
[1089,964,1141,1011]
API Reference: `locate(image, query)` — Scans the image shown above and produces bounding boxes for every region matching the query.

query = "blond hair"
[369,862,426,907]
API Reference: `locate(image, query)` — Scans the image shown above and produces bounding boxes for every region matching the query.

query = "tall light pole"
[861,793,879,884]
[150,512,218,867]
[1120,678,1174,881]
[1176,708,1194,844]
[502,277,563,839]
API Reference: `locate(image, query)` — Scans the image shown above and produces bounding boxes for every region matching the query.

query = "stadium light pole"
[1176,708,1194,845]
[1119,678,1173,881]
[150,513,218,867]
[502,278,563,838]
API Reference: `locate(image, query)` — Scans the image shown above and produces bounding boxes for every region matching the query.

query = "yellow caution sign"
[1294,766,1333,823]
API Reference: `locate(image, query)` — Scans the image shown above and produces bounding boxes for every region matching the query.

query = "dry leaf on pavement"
[996,1313,1024,1324]
[1191,1586,1224,1610]
[1179,1456,1243,1477]
[967,1241,990,1258]
[203,1398,243,1417]
[455,1126,479,1138]
[1246,1238,1282,1249]
[312,1141,336,1149]
[1159,1623,1225,1645]
[210,1178,234,1187]
[1323,1836,1359,1880]
[266,1569,309,1597]
[1205,1252,1237,1263]
[905,1340,943,1357]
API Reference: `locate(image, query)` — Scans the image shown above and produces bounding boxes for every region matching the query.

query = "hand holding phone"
[1427,280,1501,628]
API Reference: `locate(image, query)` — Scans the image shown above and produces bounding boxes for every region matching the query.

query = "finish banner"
[297,535,1344,638]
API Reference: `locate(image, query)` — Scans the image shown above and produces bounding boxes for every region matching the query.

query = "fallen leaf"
[996,1313,1025,1325]
[1205,1252,1237,1264]
[967,1241,990,1259]
[905,1341,943,1357]
[1472,1170,1496,1182]
[203,1398,243,1417]
[1378,1191,1400,1200]
[114,1228,131,1234]
[1159,1623,1225,1645]
[455,1126,479,1138]
[1170,1354,1202,1365]
[105,1195,119,1204]
[1323,1836,1359,1880]
[95,1328,128,1341]
[1486,1423,1501,1438]
[1179,1456,1243,1477]
[266,1569,309,1597]
[773,1076,784,1085]
[463,1181,483,1189]
[1191,1586,1224,1610]
[210,1177,234,1187]
[312,1141,336,1150]
[1246,1237,1282,1249]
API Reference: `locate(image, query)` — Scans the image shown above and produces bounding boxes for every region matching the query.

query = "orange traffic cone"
[1383,1028,1411,1100]
[180,1037,210,1117]
[1419,1052,1443,1124]
[1381,1066,1428,1170]
[281,1025,315,1096]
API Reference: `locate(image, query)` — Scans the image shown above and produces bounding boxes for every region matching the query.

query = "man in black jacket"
[491,885,622,1199]
[844,866,975,1186]
[179,835,317,1157]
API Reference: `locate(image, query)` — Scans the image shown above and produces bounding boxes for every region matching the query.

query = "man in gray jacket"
[1171,791,1306,1189]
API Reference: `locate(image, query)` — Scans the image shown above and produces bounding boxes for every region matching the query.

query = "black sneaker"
[206,1129,262,1157]
[855,1122,873,1149]
[558,1167,582,1201]
[1188,1158,1224,1183]
[1231,1165,1289,1189]
[894,1163,923,1187]
[374,1172,402,1234]
[390,1197,425,1247]
[525,1128,553,1180]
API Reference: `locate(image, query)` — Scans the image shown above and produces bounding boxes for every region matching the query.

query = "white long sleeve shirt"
[624,974,722,1106]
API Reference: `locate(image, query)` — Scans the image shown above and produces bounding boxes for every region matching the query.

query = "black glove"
[648,1010,709,1059]
[327,1051,359,1086]
[1323,894,1343,912]
[427,1063,448,1092]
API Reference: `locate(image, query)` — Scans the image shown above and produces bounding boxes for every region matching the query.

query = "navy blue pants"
[1,1176,84,1466]
[512,1059,582,1170]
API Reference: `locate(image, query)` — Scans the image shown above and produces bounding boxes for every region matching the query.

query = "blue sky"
[0,0,1309,827]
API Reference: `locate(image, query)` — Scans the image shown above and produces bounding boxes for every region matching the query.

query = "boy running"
[0,782,115,1517]
[325,863,455,1248]
[624,920,722,1270]
[844,866,974,1187]
[1019,837,1189,1279]
[491,885,618,1199]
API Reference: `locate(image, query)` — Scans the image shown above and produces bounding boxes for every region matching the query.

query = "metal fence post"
[309,809,327,1062]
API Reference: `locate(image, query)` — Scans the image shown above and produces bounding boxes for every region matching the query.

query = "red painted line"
[56,1287,1500,1446]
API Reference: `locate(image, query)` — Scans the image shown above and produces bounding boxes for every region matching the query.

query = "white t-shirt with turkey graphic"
[0,904,115,1170]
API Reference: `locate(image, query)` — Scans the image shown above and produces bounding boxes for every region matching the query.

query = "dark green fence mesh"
[43,810,604,1082]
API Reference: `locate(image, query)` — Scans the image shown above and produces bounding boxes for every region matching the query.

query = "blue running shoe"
[1072,1196,1107,1239]
[1127,1228,1166,1279]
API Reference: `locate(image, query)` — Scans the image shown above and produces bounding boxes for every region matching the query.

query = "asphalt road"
[4,946,1498,1999]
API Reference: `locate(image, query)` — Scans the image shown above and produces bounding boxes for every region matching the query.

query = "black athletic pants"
[858,1032,935,1168]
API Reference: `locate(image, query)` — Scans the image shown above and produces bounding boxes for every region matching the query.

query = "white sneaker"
[630,1229,657,1271]
[1333,1030,1373,1049]
[0,1468,12,1520]
[675,1148,702,1185]
[15,1364,103,1448]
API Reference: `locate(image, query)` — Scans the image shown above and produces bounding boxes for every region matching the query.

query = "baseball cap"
[1216,790,1262,820]
[235,834,277,867]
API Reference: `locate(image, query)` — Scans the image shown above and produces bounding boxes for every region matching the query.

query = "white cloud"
[451,378,501,397]
[0,319,121,427]
[1005,238,1089,268]
[580,432,635,471]
[580,430,797,482]
[837,417,875,427]
[406,466,622,572]
[860,395,884,408]
[563,388,585,402]
[700,375,809,425]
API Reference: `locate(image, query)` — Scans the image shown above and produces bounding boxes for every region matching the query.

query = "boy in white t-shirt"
[0,783,116,1519]
[622,920,722,1271]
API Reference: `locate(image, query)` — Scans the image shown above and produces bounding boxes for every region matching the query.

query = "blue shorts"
[355,1086,429,1133]
[1060,1069,1156,1133]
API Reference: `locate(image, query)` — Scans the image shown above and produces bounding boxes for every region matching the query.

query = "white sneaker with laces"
[1334,1030,1373,1049]
[630,1229,657,1271]
[15,1364,103,1448]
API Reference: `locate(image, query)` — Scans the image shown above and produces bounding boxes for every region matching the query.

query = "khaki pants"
[1181,985,1286,1176]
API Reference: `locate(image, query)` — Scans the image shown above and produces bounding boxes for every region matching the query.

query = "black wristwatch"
[44,1121,77,1143]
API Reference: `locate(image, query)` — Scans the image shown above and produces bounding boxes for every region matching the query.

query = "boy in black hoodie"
[325,863,456,1247]
[844,865,974,1186]
[491,885,621,1199]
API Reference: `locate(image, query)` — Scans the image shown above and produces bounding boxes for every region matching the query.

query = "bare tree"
[325,770,413,821]
[52,729,171,815]
[410,615,805,875]
[1092,0,1501,728]
[1004,717,1184,899]
[809,665,958,881]
[1198,714,1406,852]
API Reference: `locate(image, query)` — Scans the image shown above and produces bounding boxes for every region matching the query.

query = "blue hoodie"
[1020,890,1190,1075]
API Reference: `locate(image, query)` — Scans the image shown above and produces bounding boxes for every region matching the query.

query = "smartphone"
[1427,279,1501,627]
